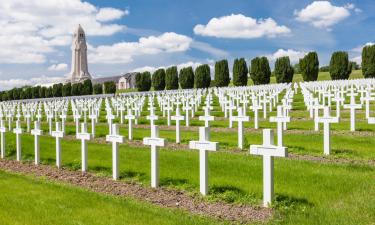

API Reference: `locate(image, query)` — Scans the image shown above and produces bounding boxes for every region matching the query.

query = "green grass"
[0,171,219,225]
[3,130,375,225]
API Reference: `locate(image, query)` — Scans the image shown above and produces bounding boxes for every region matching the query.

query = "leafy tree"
[350,61,360,70]
[152,68,166,91]
[179,67,194,89]
[362,44,375,78]
[329,51,351,80]
[293,63,301,74]
[71,83,80,96]
[250,57,271,85]
[299,52,319,81]
[45,87,53,98]
[274,56,294,83]
[214,59,230,87]
[40,87,47,98]
[52,83,63,97]
[195,64,211,88]
[319,66,330,72]
[24,87,33,99]
[93,83,103,94]
[62,83,72,97]
[32,86,41,99]
[136,72,152,92]
[82,79,93,95]
[233,58,248,86]
[165,66,179,90]
[104,81,116,94]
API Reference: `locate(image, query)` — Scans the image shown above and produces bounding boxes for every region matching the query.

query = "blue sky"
[0,0,373,90]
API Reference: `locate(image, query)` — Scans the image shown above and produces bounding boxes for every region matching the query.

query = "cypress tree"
[274,56,294,83]
[195,64,211,88]
[233,58,248,86]
[82,79,93,95]
[214,59,230,87]
[362,44,375,78]
[329,51,351,80]
[62,83,72,97]
[299,52,319,81]
[136,71,151,91]
[250,57,271,85]
[93,83,103,94]
[152,69,166,91]
[179,67,194,89]
[165,66,179,90]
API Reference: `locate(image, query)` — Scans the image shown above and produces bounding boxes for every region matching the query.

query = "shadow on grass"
[209,185,258,204]
[160,177,189,187]
[120,170,146,180]
[273,194,313,212]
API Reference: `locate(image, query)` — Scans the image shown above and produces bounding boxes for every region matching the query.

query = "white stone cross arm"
[250,129,288,207]
[143,126,165,147]
[189,127,219,196]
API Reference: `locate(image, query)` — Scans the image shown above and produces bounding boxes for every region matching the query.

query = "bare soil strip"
[0,159,272,224]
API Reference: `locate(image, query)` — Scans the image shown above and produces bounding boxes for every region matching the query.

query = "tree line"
[0,80,117,101]
[135,45,375,92]
[1,45,374,100]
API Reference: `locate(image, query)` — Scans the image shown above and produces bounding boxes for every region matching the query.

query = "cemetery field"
[2,85,375,225]
[2,129,375,225]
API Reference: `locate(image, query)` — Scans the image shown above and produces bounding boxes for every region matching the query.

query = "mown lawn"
[0,171,218,225]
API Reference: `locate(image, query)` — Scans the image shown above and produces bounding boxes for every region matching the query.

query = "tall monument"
[68,25,91,83]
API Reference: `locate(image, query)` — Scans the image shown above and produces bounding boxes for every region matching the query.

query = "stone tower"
[68,24,91,83]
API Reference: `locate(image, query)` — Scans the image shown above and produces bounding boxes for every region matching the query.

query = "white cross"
[13,120,22,161]
[106,124,124,180]
[270,106,290,147]
[89,113,97,138]
[0,120,6,159]
[124,109,135,140]
[343,96,362,131]
[146,109,158,127]
[171,106,185,143]
[47,112,54,135]
[106,112,115,135]
[199,107,214,127]
[143,125,165,188]
[361,90,375,119]
[24,113,31,133]
[316,107,339,155]
[60,113,67,133]
[51,122,64,169]
[226,101,236,128]
[189,127,219,195]
[230,108,250,149]
[250,101,262,129]
[183,103,192,127]
[164,104,173,126]
[77,123,91,172]
[250,129,288,207]
[31,121,43,165]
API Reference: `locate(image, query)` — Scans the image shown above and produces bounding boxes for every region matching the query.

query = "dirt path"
[0,159,272,224]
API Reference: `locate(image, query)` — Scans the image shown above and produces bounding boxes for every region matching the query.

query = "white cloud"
[352,42,374,53]
[48,63,68,71]
[295,1,353,29]
[193,14,291,39]
[351,56,362,65]
[88,32,193,64]
[96,8,129,22]
[267,49,307,64]
[0,0,128,64]
[131,61,214,74]
[191,41,229,57]
[0,76,66,91]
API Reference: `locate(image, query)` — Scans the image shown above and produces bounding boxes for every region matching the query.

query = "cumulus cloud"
[131,61,214,75]
[267,49,307,64]
[193,14,290,39]
[0,76,66,91]
[352,42,375,53]
[0,0,128,64]
[96,8,129,22]
[88,32,193,64]
[295,1,356,29]
[48,63,68,71]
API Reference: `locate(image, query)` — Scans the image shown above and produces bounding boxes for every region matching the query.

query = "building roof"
[92,72,137,84]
